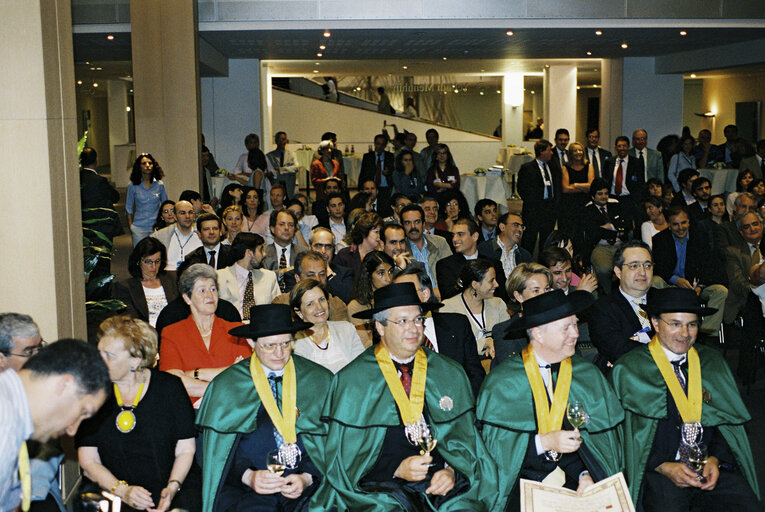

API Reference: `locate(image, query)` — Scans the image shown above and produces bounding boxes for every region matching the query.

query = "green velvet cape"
[314,346,499,511]
[195,355,333,512]
[609,343,759,504]
[476,354,625,511]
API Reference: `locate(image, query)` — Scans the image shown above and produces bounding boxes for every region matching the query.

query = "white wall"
[201,59,261,170]
[621,57,684,147]
[271,88,502,172]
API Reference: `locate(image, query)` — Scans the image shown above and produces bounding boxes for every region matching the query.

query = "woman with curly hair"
[436,188,471,231]
[346,251,395,347]
[126,153,167,247]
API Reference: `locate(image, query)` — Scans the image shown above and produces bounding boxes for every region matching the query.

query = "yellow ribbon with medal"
[375,344,428,441]
[648,336,702,422]
[521,344,572,434]
[249,354,297,444]
[114,382,145,433]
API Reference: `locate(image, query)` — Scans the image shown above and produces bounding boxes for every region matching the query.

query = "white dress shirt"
[610,156,631,196]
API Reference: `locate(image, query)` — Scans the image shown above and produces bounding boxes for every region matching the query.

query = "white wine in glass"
[688,444,708,474]
[567,401,589,429]
[419,437,438,456]
[266,450,286,476]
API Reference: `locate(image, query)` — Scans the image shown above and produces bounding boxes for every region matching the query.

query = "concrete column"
[621,57,684,146]
[130,0,201,201]
[600,58,623,149]
[200,59,261,170]
[502,73,524,145]
[543,65,578,142]
[260,63,273,156]
[0,0,85,340]
[107,79,130,178]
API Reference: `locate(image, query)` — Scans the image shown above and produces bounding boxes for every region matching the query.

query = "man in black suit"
[603,135,644,230]
[309,226,354,303]
[582,178,632,293]
[589,241,654,372]
[652,206,728,337]
[671,168,700,207]
[393,267,485,396]
[478,212,532,279]
[686,177,712,223]
[183,213,236,270]
[314,177,343,229]
[518,139,560,254]
[584,128,612,178]
[436,217,507,302]
[474,198,499,243]
[359,133,394,214]
[549,128,570,178]
[359,179,392,218]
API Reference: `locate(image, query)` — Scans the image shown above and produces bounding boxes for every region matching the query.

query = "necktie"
[422,334,435,351]
[399,364,412,396]
[600,206,611,224]
[638,150,645,166]
[278,248,288,292]
[671,361,694,468]
[591,149,600,176]
[752,245,762,267]
[633,299,650,330]
[268,373,284,447]
[242,273,255,321]
[18,442,30,512]
[540,364,554,399]
[279,151,284,167]
[760,157,765,177]
[375,153,382,186]
[560,150,567,165]
[543,162,553,199]
[208,250,216,268]
[614,159,624,195]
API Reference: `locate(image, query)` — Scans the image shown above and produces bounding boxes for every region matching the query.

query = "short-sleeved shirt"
[126,180,168,229]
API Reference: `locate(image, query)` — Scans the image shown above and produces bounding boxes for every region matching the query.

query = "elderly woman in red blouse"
[310,140,343,200]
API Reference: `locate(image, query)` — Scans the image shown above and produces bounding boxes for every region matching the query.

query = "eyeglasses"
[659,318,700,331]
[386,316,425,328]
[162,209,174,214]
[141,258,162,266]
[257,340,294,352]
[623,261,654,271]
[509,222,526,230]
[446,201,459,207]
[8,340,46,358]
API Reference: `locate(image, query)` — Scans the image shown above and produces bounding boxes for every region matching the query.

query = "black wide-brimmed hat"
[352,282,442,319]
[229,304,313,339]
[639,288,717,317]
[509,289,595,330]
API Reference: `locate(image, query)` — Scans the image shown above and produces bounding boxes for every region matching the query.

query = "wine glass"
[688,443,708,479]
[419,435,438,456]
[567,401,589,429]
[266,450,285,476]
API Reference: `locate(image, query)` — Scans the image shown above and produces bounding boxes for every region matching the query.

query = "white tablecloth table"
[343,154,363,188]
[698,168,739,196]
[294,149,315,188]
[460,174,511,214]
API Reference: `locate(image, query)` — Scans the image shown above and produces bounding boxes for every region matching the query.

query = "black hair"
[269,208,298,228]
[353,251,395,305]
[589,177,609,197]
[154,200,176,230]
[456,258,494,291]
[554,128,570,139]
[128,237,168,278]
[129,153,164,185]
[400,203,425,223]
[23,339,110,396]
[79,147,97,167]
[474,198,497,219]
[196,212,221,232]
[179,190,202,203]
[230,232,265,260]
[242,187,264,217]
[533,139,552,157]
[613,240,653,268]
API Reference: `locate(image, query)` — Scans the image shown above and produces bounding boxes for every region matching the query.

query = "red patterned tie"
[614,159,624,195]
[399,365,412,396]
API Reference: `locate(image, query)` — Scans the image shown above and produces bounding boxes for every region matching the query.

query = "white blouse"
[293,321,365,374]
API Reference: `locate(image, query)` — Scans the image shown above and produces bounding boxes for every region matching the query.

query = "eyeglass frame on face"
[141,257,162,266]
[659,317,700,331]
[256,340,294,352]
[508,222,525,231]
[446,201,459,208]
[5,339,46,358]
[382,316,426,328]
[161,208,174,214]
[622,261,654,271]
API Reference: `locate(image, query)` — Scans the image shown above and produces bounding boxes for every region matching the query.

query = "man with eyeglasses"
[197,304,332,512]
[610,288,760,512]
[0,314,42,373]
[318,282,498,510]
[309,227,354,304]
[478,213,532,280]
[589,241,655,372]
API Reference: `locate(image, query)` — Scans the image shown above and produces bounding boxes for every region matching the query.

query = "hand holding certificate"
[520,473,635,512]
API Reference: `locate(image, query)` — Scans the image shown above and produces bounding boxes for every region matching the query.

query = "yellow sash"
[18,441,30,512]
[113,381,145,408]
[522,344,572,434]
[375,344,427,425]
[249,355,297,444]
[648,336,702,422]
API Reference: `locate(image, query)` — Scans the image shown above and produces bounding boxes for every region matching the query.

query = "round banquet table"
[460,174,511,214]
[343,154,363,188]
[294,148,315,188]
[697,168,739,196]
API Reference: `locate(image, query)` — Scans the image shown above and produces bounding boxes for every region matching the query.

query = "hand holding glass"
[567,401,589,429]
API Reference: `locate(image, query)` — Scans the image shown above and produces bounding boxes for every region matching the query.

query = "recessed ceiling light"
[680,30,687,36]
[313,70,319,73]
[442,57,447,61]
[96,67,102,70]
[454,89,459,94]
[690,73,697,78]
[93,83,98,87]
[107,35,114,40]
[89,67,95,70]
[480,69,485,72]
[129,89,133,93]
[85,61,90,65]
[314,62,320,65]
[402,65,408,70]
[323,31,331,38]
[479,91,484,95]
[530,91,535,94]
[443,91,448,95]
[76,80,82,85]
[319,45,326,50]
[586,51,592,56]
[317,53,323,57]
[496,89,501,94]
[595,30,603,36]
[544,64,550,68]
[621,43,628,49]
[126,106,131,112]
[506,30,514,36]
[576,86,581,90]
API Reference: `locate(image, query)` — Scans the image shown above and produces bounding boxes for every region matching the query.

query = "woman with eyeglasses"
[126,153,168,247]
[113,237,178,328]
[436,189,471,232]
[346,251,395,347]
[392,148,425,199]
[426,144,460,196]
[290,279,364,373]
[640,196,668,249]
[153,200,176,231]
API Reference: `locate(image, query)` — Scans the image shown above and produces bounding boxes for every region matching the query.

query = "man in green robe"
[317,282,499,511]
[477,290,625,511]
[196,304,333,512]
[610,287,760,511]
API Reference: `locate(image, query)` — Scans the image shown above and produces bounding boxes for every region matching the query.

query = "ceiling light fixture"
[694,111,715,117]
[690,73,697,78]
[313,70,319,73]
[576,86,581,90]
[319,45,326,50]
[107,35,114,40]
[89,67,95,70]
[402,65,408,70]
[480,91,484,95]
[323,31,331,38]
[680,30,687,36]
[621,43,628,49]
[442,57,447,61]
[76,80,82,85]
[93,83,98,87]
[496,89,501,94]
[595,30,603,36]
[317,52,323,57]
[586,51,592,56]
[126,106,131,112]
[96,67,102,70]
[506,30,514,36]
[530,91,535,94]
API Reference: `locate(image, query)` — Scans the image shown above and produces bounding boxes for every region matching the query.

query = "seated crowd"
[2,125,764,512]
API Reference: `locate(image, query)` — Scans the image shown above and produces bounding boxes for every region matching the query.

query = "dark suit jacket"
[80,168,123,238]
[327,265,354,304]
[517,159,562,217]
[477,226,499,245]
[435,253,508,303]
[589,291,647,372]
[112,274,179,323]
[602,155,644,202]
[263,243,305,271]
[581,200,630,261]
[184,244,237,270]
[686,201,711,224]
[359,151,395,188]
[432,312,485,397]
[154,297,241,340]
[652,229,717,286]
[477,238,532,267]
[549,148,567,181]
[587,147,612,177]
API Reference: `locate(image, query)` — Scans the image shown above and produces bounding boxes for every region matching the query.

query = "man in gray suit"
[263,209,306,292]
[630,129,664,183]
[738,139,765,180]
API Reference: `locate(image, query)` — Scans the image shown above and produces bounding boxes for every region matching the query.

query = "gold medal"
[116,409,137,433]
